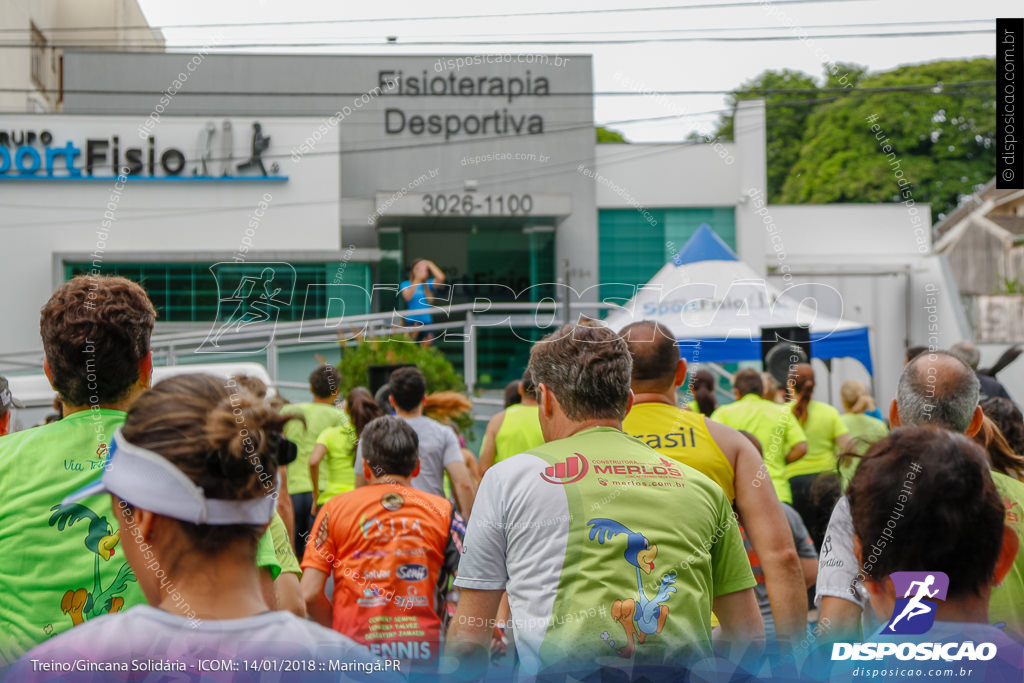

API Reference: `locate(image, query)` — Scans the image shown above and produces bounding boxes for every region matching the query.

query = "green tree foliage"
[779,59,995,219]
[597,126,628,143]
[824,62,867,90]
[338,336,466,398]
[336,335,472,433]
[715,69,823,199]
[713,59,994,219]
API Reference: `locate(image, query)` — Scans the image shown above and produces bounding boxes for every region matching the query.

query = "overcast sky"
[137,0,1015,142]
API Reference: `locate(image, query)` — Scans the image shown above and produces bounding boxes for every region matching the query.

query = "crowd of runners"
[0,274,1022,681]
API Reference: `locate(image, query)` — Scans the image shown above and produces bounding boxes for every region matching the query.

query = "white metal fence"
[0,300,735,403]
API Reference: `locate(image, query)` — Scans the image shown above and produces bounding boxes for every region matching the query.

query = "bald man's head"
[895,350,980,433]
[619,321,679,392]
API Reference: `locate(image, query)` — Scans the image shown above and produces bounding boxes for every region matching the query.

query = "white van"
[5,362,275,433]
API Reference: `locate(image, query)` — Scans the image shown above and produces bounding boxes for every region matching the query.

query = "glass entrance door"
[380,219,556,387]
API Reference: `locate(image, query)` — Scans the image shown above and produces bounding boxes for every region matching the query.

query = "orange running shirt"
[302,484,455,669]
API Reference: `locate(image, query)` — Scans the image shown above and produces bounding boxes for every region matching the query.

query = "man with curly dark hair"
[0,275,156,664]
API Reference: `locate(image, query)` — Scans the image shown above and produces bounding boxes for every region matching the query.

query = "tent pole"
[823,358,834,406]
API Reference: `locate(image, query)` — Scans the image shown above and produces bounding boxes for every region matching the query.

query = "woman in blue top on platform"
[400,258,446,343]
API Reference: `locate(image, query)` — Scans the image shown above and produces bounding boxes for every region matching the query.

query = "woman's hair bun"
[123,373,292,501]
[203,391,291,494]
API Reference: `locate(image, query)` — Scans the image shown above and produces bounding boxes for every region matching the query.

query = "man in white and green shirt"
[448,324,762,678]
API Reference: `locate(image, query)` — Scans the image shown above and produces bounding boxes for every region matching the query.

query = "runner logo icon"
[884,571,949,635]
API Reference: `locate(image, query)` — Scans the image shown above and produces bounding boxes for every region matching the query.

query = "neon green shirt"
[837,413,889,490]
[256,524,282,581]
[0,409,146,663]
[991,471,1024,637]
[711,394,806,504]
[281,403,345,494]
[267,512,300,577]
[313,418,357,505]
[0,407,285,665]
[785,400,849,478]
[494,404,545,464]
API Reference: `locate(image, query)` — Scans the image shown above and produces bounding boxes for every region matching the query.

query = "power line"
[1,106,995,229]
[0,113,952,230]
[0,143,690,228]
[0,106,771,186]
[0,87,996,167]
[0,19,995,42]
[0,0,864,33]
[0,141,663,214]
[0,83,996,166]
[0,28,993,49]
[2,134,784,231]
[0,81,994,98]
[419,18,996,37]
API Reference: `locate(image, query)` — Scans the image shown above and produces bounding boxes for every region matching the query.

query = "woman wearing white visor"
[11,374,398,682]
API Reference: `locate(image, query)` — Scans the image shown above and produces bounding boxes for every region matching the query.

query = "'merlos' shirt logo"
[884,571,949,635]
[540,453,589,485]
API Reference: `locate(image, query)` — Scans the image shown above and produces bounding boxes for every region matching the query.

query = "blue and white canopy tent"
[604,225,874,375]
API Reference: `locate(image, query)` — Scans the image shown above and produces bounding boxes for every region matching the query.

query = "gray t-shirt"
[11,605,397,682]
[355,415,462,498]
[743,503,817,638]
[815,496,884,637]
[815,496,868,609]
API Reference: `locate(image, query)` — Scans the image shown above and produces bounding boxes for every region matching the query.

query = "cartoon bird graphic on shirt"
[49,504,136,626]
[588,518,677,658]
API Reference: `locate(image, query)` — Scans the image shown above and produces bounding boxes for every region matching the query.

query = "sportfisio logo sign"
[0,120,285,180]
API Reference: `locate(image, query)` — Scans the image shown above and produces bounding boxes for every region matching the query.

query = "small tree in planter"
[337,332,473,435]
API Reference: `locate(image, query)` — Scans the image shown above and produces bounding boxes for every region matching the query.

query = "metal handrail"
[0,300,737,399]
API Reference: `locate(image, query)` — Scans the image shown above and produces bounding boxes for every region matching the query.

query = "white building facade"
[0,0,163,113]
[0,50,964,407]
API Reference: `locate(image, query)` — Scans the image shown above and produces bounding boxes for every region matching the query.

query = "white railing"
[151,300,592,388]
[0,301,737,400]
[0,301,590,384]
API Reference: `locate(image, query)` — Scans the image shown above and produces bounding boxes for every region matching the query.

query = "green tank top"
[494,404,545,463]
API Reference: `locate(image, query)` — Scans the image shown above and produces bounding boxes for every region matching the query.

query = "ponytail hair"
[790,364,815,424]
[974,415,1024,481]
[692,369,717,417]
[346,387,385,437]
[840,380,875,414]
